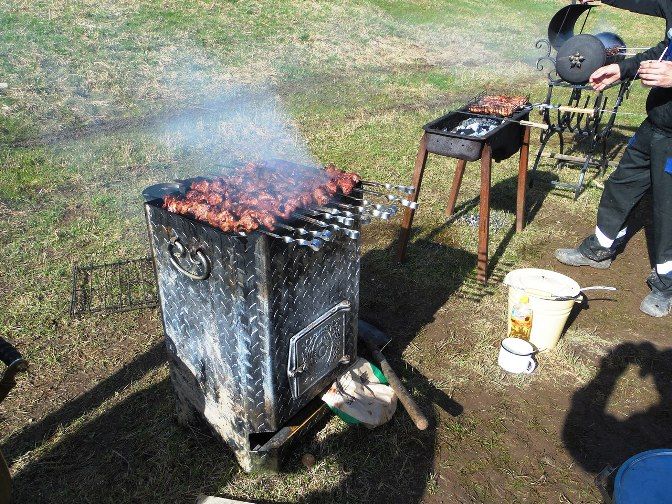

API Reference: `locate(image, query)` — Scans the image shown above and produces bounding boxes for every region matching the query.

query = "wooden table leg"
[477,144,492,284]
[397,133,429,262]
[445,159,467,217]
[516,126,531,233]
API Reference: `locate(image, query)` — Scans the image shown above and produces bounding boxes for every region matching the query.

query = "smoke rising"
[156,87,318,178]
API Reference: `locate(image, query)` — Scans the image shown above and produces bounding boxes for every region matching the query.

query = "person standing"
[556,0,672,317]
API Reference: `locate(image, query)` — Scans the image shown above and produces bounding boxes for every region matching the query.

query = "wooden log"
[445,159,467,217]
[477,144,492,284]
[516,126,530,233]
[397,133,429,262]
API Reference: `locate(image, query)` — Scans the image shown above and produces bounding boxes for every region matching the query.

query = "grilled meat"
[467,94,529,117]
[163,161,361,233]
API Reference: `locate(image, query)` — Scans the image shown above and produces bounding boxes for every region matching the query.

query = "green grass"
[0,0,666,502]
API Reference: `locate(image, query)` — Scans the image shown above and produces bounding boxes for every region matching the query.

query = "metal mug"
[498,337,537,374]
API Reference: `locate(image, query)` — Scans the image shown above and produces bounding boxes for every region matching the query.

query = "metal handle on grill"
[168,238,211,281]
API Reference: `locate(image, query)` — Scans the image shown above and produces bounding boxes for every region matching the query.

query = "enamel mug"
[498,337,537,374]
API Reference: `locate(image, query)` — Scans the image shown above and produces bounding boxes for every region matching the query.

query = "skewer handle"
[557,106,596,116]
[520,120,549,131]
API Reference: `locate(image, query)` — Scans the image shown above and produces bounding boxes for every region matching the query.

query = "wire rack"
[70,257,158,316]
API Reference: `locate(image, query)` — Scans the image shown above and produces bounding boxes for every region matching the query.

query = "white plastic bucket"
[503,268,581,351]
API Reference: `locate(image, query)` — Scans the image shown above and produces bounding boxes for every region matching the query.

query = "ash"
[446,117,501,137]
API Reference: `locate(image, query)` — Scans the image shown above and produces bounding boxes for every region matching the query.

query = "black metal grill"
[144,197,360,471]
[423,106,531,162]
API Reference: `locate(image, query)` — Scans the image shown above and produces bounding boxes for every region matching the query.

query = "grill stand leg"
[397,133,429,262]
[516,126,531,232]
[445,159,467,217]
[477,144,492,284]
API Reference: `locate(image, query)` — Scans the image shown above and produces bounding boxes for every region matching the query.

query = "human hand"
[638,60,672,88]
[589,64,621,91]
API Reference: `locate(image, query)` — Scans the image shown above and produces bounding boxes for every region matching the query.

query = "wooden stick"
[557,106,597,116]
[361,338,429,431]
[520,120,549,131]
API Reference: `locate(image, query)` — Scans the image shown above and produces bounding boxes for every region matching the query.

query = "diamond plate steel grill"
[144,198,359,471]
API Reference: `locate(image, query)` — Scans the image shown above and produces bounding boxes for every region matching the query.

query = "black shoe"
[641,270,672,317]
[640,291,672,317]
[554,248,612,269]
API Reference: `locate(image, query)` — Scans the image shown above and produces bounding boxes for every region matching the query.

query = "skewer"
[353,187,418,209]
[301,209,355,226]
[314,205,357,218]
[633,44,669,80]
[258,229,324,251]
[361,181,415,195]
[341,193,398,214]
[275,222,334,242]
[292,213,360,240]
[334,202,365,214]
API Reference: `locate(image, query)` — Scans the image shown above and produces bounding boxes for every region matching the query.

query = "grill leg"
[397,133,429,262]
[477,144,492,284]
[516,126,531,233]
[445,159,467,217]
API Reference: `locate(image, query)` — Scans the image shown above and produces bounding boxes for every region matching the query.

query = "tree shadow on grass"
[2,342,166,466]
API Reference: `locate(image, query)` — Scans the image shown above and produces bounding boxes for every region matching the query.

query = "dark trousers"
[595,119,672,292]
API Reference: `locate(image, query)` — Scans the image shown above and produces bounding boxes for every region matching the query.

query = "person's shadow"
[563,342,672,474]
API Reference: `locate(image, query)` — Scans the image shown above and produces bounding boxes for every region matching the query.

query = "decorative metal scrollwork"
[535,38,559,81]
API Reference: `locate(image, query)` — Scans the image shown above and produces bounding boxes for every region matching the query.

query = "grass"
[0,0,668,502]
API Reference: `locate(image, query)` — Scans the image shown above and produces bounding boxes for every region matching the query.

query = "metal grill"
[144,196,360,471]
[70,257,158,316]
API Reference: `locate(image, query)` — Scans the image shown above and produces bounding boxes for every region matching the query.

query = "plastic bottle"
[509,295,533,341]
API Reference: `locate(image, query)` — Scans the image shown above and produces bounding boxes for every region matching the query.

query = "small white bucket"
[503,268,582,351]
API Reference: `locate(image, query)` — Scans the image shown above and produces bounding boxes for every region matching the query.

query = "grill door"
[287,301,351,399]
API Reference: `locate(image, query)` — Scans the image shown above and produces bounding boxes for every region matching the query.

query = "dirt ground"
[2,2,669,499]
[413,196,672,503]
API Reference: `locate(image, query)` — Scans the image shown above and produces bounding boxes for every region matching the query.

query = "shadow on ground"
[563,342,672,474]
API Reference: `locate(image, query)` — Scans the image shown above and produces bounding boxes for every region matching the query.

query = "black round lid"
[556,34,607,84]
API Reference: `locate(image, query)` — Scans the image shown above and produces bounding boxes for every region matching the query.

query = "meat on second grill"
[163,161,361,233]
[467,94,529,117]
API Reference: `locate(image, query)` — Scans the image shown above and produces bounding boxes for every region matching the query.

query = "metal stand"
[397,126,531,284]
[532,41,632,199]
